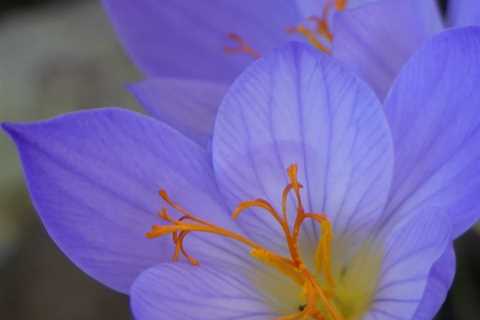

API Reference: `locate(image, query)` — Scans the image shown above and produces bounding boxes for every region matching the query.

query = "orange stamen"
[335,0,348,10]
[147,164,343,320]
[224,33,261,59]
[287,24,331,53]
[309,16,333,43]
[287,0,348,51]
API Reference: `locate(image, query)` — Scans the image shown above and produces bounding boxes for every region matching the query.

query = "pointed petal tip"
[1,122,13,135]
[1,121,17,133]
[1,121,28,142]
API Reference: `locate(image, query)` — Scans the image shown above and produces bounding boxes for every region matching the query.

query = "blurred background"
[0,0,478,319]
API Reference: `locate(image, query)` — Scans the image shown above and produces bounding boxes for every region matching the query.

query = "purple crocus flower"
[3,25,480,319]
[101,1,477,149]
[102,0,349,147]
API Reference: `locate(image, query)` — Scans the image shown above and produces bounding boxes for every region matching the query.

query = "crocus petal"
[212,43,393,250]
[383,27,480,237]
[295,0,325,17]
[332,0,443,100]
[1,108,238,293]
[102,0,303,82]
[129,78,228,147]
[367,209,451,320]
[131,263,275,320]
[414,245,456,319]
[448,0,480,27]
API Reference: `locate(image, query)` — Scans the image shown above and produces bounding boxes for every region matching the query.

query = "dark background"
[0,0,478,319]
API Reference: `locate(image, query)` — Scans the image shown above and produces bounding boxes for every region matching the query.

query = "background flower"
[103,0,480,151]
[102,0,352,147]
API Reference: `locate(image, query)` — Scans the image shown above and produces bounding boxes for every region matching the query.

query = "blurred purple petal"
[448,0,480,27]
[212,43,393,251]
[129,78,228,147]
[1,108,235,293]
[131,263,275,320]
[367,208,451,319]
[414,245,456,319]
[102,0,303,81]
[295,0,325,17]
[384,27,480,237]
[332,0,443,100]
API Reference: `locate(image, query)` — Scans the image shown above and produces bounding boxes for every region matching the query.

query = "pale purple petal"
[102,0,303,81]
[414,245,456,319]
[131,263,275,320]
[366,208,451,320]
[1,108,238,293]
[332,0,443,100]
[448,0,480,27]
[345,0,379,8]
[295,0,325,17]
[212,43,393,251]
[383,27,480,237]
[129,78,228,147]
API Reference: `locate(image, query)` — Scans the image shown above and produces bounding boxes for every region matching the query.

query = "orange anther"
[335,0,348,10]
[287,24,332,53]
[224,32,261,59]
[286,0,348,50]
[147,164,343,320]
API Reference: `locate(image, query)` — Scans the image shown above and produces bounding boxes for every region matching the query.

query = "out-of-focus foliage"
[0,0,137,319]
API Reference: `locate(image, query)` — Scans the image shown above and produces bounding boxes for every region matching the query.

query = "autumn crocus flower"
[102,0,349,147]
[3,25,480,319]
[103,1,480,149]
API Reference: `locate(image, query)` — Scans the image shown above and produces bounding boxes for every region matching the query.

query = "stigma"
[146,164,345,320]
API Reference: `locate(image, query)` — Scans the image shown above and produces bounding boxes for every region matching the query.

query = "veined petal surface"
[129,78,228,147]
[2,108,237,293]
[332,0,443,100]
[131,263,275,320]
[414,245,456,319]
[213,43,393,251]
[383,27,480,237]
[366,208,451,320]
[102,0,303,81]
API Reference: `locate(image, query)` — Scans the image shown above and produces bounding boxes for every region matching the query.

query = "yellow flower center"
[146,163,381,320]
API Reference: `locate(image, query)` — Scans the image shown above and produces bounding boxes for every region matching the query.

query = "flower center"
[287,0,348,53]
[224,0,348,58]
[146,163,379,320]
